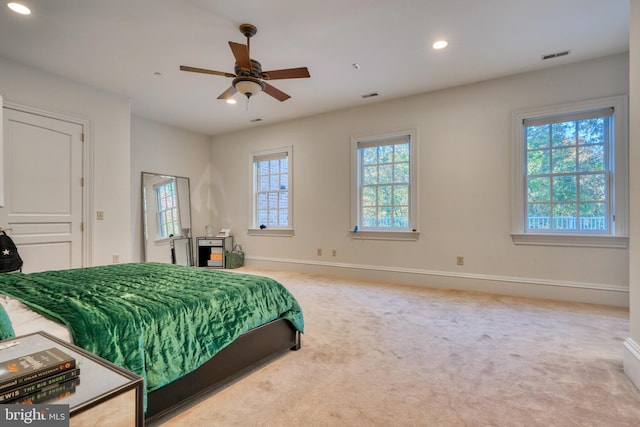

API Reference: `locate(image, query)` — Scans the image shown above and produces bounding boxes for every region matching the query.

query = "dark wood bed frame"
[145,318,301,423]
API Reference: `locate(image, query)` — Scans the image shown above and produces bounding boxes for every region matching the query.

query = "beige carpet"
[151,269,640,426]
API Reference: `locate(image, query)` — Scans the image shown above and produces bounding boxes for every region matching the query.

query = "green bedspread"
[0,262,304,396]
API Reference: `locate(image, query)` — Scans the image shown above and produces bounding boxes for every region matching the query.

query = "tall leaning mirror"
[141,172,193,265]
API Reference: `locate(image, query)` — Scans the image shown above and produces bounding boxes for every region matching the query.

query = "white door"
[1,108,84,272]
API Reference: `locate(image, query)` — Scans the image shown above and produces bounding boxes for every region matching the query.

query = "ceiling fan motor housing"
[235,59,262,77]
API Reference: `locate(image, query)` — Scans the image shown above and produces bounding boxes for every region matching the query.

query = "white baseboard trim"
[624,338,640,390]
[245,256,629,306]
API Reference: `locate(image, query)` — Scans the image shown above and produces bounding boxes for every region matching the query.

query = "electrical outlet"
[317,248,322,256]
[457,256,464,266]
[97,211,104,220]
[332,249,337,257]
[112,254,119,263]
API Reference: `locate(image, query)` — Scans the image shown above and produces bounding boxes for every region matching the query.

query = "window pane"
[394,185,409,205]
[278,210,288,226]
[553,176,577,202]
[527,150,550,175]
[379,145,393,163]
[265,209,275,226]
[267,175,277,190]
[528,177,550,202]
[394,206,409,227]
[379,185,392,206]
[528,204,551,229]
[552,122,576,147]
[269,160,280,174]
[362,207,377,227]
[362,186,377,206]
[259,176,269,191]
[578,118,605,145]
[580,174,606,202]
[362,147,378,165]
[378,164,393,184]
[395,143,409,162]
[280,174,288,190]
[258,209,267,226]
[279,192,288,208]
[378,206,392,227]
[527,125,550,149]
[394,162,409,183]
[580,203,606,230]
[553,203,577,230]
[363,165,378,185]
[258,162,268,174]
[259,194,269,210]
[552,147,576,173]
[578,145,604,172]
[268,192,278,209]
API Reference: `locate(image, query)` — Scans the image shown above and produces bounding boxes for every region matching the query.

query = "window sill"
[248,228,295,237]
[511,233,628,248]
[350,230,420,241]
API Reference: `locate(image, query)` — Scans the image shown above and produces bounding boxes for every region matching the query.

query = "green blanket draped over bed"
[0,263,304,396]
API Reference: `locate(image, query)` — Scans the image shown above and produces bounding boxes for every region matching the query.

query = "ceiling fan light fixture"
[233,77,264,99]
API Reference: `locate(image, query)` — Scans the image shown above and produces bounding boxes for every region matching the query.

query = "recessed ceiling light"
[7,2,31,15]
[432,40,448,50]
[226,99,237,105]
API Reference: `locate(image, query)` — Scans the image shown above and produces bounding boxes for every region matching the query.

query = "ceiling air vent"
[541,50,571,61]
[361,92,379,99]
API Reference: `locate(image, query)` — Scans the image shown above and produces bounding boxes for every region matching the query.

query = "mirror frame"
[141,172,193,265]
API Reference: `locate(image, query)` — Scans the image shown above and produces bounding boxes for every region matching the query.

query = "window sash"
[251,148,292,230]
[356,133,413,231]
[523,111,611,234]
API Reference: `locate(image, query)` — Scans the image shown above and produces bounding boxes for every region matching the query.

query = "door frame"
[3,100,93,267]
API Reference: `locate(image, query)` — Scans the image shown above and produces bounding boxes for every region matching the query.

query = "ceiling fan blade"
[261,67,310,80]
[179,65,235,78]
[217,86,237,100]
[229,41,252,71]
[263,82,291,102]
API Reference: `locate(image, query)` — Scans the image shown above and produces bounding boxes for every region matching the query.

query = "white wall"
[130,116,211,262]
[211,53,630,307]
[0,56,131,266]
[624,0,640,389]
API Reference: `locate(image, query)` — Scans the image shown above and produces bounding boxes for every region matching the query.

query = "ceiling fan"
[180,23,310,102]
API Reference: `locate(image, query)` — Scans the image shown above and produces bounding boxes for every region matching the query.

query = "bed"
[0,262,304,423]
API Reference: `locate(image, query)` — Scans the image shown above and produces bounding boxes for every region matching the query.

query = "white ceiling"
[0,0,629,136]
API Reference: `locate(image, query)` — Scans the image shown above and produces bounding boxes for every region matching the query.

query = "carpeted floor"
[152,269,640,426]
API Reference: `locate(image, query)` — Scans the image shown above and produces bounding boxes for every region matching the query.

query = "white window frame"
[511,95,628,248]
[351,129,419,241]
[248,146,294,237]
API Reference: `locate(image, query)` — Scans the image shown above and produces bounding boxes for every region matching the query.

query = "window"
[351,130,418,240]
[154,178,180,239]
[511,96,628,247]
[249,146,293,236]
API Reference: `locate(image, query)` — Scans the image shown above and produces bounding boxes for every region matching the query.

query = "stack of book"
[0,347,80,405]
